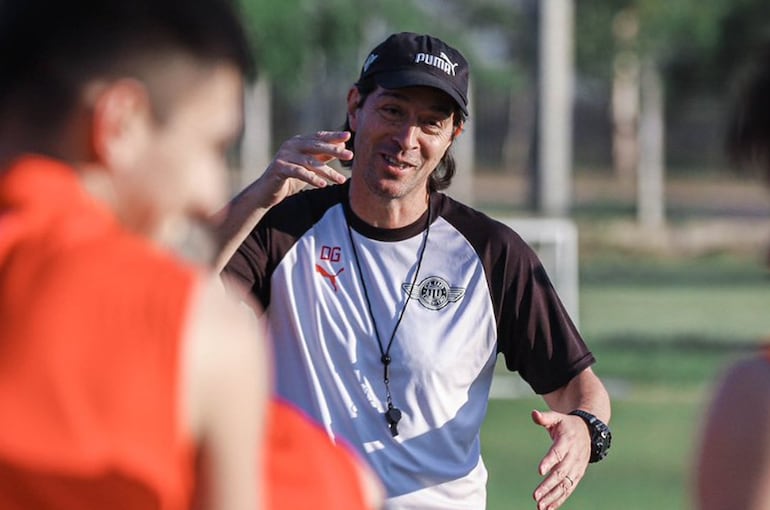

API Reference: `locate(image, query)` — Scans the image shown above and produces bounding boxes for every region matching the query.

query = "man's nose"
[392,122,420,151]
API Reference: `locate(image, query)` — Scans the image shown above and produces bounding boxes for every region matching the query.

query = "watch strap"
[569,409,612,463]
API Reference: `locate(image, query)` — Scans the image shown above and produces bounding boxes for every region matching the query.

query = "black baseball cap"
[357,32,469,116]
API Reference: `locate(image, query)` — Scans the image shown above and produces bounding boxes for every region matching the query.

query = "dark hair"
[0,0,254,140]
[727,47,770,182]
[341,77,467,192]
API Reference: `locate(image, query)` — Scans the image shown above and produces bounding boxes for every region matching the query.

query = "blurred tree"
[575,0,745,226]
[576,0,744,109]
[440,0,539,172]
[713,0,770,77]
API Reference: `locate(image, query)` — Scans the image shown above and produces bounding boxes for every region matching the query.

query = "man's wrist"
[569,409,612,463]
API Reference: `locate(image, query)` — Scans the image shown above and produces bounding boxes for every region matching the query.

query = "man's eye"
[421,119,446,132]
[380,106,401,118]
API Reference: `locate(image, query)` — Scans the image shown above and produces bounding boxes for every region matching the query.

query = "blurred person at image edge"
[0,0,265,509]
[0,0,382,509]
[693,43,770,510]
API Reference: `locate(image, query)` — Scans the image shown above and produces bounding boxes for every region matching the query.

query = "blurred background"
[235,0,770,508]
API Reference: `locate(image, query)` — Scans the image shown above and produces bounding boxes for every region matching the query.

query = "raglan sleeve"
[495,232,595,395]
[221,220,271,310]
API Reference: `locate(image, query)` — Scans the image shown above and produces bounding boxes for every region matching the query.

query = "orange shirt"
[266,399,370,509]
[0,156,197,509]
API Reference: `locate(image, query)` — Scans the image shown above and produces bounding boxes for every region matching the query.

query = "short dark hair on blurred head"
[0,0,255,136]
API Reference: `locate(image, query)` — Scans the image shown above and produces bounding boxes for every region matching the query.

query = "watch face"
[592,423,611,461]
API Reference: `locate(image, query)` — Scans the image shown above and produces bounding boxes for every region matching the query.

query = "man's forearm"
[213,182,272,273]
[542,367,611,422]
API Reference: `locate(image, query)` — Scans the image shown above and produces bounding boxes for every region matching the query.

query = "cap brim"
[373,70,469,116]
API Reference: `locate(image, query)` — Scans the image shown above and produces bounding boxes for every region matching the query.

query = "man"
[0,1,267,509]
[219,32,612,510]
[693,47,770,510]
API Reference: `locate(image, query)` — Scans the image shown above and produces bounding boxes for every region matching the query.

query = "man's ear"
[90,79,151,171]
[452,122,465,141]
[346,86,361,131]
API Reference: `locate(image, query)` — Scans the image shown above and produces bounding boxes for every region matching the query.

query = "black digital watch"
[569,409,612,463]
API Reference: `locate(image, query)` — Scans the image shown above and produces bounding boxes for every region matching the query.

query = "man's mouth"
[382,154,416,170]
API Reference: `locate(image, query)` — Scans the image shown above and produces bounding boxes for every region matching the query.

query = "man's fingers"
[314,130,352,142]
[532,410,589,510]
[296,157,347,185]
[287,131,353,162]
[307,143,353,164]
[533,477,572,510]
[275,132,352,186]
[270,130,353,186]
[273,159,344,188]
[534,467,580,510]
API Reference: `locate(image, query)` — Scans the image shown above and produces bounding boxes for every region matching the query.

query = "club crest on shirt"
[402,276,465,311]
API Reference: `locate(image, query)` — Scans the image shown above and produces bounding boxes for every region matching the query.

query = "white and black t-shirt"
[224,181,594,510]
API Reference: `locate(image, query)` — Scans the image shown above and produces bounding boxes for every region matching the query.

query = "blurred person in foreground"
[217,31,612,510]
[693,46,770,510]
[0,1,385,509]
[0,0,268,508]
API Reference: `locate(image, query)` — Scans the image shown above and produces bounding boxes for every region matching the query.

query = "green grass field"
[481,253,770,509]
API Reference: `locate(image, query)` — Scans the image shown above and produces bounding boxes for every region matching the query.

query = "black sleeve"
[221,219,271,310]
[438,194,594,394]
[496,235,594,394]
[220,182,349,311]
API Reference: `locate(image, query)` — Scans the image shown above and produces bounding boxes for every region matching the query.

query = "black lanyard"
[345,199,431,436]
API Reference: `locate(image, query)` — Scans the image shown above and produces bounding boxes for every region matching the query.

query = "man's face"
[119,63,243,239]
[347,85,457,203]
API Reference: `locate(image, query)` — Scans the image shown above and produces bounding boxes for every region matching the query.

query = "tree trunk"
[610,7,641,185]
[611,52,640,185]
[637,58,665,228]
[536,0,574,217]
[239,76,272,191]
